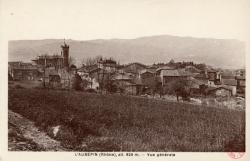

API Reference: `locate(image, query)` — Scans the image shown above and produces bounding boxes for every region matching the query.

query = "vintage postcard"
[0,0,249,161]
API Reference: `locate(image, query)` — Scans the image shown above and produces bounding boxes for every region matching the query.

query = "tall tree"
[164,78,194,101]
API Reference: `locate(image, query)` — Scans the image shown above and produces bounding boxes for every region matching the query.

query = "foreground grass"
[8,88,245,151]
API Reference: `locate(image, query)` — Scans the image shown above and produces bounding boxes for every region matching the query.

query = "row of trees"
[81,55,103,66]
[153,59,207,71]
[147,79,195,102]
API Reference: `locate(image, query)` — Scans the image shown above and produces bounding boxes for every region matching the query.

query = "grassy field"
[8,88,245,151]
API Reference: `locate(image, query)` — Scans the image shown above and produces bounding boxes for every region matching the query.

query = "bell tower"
[61,39,69,69]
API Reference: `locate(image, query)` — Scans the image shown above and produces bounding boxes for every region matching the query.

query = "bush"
[72,73,83,91]
[164,79,192,101]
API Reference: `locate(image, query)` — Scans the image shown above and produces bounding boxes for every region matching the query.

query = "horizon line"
[8,34,245,42]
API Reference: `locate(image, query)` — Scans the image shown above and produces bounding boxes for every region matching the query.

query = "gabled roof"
[89,67,102,74]
[77,67,88,73]
[187,77,208,86]
[139,69,156,74]
[78,64,99,72]
[156,66,174,72]
[125,62,146,68]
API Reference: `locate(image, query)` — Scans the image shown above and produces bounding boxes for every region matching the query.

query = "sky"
[1,0,249,41]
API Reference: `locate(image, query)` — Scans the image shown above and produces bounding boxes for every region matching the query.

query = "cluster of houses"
[8,43,245,98]
[9,42,77,89]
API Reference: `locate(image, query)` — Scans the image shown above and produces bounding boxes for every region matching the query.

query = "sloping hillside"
[9,88,245,151]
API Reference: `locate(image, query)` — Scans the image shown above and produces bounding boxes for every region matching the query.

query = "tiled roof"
[125,62,146,68]
[139,69,156,74]
[188,77,207,86]
[156,66,174,72]
[89,67,101,74]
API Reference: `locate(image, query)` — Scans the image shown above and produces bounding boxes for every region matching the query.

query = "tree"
[81,55,103,66]
[72,73,83,91]
[169,59,175,64]
[196,63,207,71]
[164,78,193,101]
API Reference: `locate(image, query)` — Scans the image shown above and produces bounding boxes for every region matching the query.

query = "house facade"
[98,59,117,73]
[8,62,40,81]
[156,67,192,86]
[235,76,245,96]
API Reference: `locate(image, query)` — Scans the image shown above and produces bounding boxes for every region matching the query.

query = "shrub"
[72,73,83,91]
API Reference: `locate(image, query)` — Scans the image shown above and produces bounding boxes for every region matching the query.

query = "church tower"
[61,40,69,69]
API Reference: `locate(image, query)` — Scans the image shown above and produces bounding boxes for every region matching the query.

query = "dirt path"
[8,110,66,151]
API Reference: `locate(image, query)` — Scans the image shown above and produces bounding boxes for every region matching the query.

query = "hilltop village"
[8,42,245,108]
[7,41,246,152]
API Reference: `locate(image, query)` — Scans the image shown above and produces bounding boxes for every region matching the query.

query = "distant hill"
[8,35,245,69]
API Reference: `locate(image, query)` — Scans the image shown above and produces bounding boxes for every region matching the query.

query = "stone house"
[221,79,237,96]
[139,69,157,94]
[43,67,75,89]
[235,76,245,95]
[156,67,192,86]
[125,78,144,95]
[112,73,133,92]
[207,69,222,85]
[98,58,117,73]
[194,69,221,87]
[8,62,40,81]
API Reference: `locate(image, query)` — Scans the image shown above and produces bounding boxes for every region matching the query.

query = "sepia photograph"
[1,0,249,160]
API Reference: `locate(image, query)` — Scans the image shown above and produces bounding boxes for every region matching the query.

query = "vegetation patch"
[8,88,245,151]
